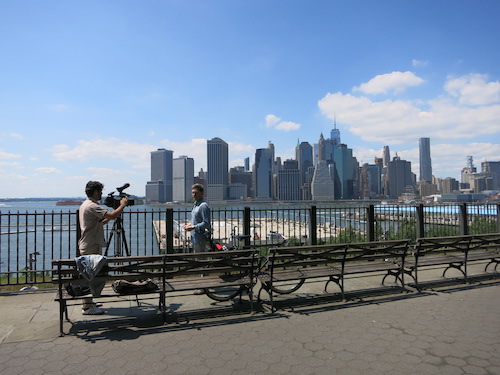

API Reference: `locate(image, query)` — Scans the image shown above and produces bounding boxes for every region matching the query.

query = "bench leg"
[59,300,67,336]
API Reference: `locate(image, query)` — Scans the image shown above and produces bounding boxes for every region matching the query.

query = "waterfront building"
[419,137,433,183]
[296,141,313,200]
[254,145,274,200]
[333,144,357,200]
[227,183,247,200]
[481,161,500,190]
[277,159,301,201]
[386,155,413,199]
[311,160,335,201]
[382,146,391,167]
[359,163,381,199]
[461,156,477,189]
[173,155,194,203]
[229,166,252,198]
[146,148,173,203]
[207,137,228,201]
[441,177,459,194]
[418,180,437,198]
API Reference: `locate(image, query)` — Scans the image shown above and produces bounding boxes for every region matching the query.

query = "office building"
[207,137,228,201]
[419,137,432,182]
[145,148,173,203]
[481,161,500,190]
[385,155,413,199]
[333,144,357,200]
[277,159,301,201]
[311,160,335,201]
[173,155,194,203]
[254,146,274,200]
[296,141,313,200]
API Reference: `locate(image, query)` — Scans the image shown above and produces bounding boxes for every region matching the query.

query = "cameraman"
[78,181,128,315]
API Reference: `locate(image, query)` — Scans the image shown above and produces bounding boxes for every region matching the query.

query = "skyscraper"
[296,141,313,200]
[382,146,391,167]
[333,144,356,200]
[145,148,173,203]
[254,146,274,200]
[207,137,228,201]
[419,137,432,183]
[277,159,301,201]
[386,155,413,199]
[311,160,335,201]
[173,155,194,203]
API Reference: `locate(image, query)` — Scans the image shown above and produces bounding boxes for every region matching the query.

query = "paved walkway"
[1,268,500,374]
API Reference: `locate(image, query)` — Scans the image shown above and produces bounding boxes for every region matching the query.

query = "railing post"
[243,207,251,247]
[496,204,500,233]
[76,209,81,257]
[415,204,425,239]
[459,203,468,235]
[309,205,317,245]
[166,208,174,254]
[366,204,375,242]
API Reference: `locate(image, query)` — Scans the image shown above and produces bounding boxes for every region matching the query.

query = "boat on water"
[56,200,83,206]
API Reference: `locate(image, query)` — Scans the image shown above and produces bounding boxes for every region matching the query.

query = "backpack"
[111,279,159,295]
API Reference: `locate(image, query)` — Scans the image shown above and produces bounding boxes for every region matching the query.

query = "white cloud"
[0,150,21,160]
[35,167,62,174]
[412,59,428,68]
[51,138,155,169]
[353,71,424,94]
[444,73,500,106]
[318,73,500,144]
[264,114,301,132]
[265,114,281,127]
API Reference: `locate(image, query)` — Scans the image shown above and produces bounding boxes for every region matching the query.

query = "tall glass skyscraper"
[254,146,274,200]
[419,137,432,183]
[207,137,228,201]
[173,155,194,203]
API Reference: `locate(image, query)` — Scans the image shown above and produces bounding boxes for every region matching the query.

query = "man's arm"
[195,203,211,233]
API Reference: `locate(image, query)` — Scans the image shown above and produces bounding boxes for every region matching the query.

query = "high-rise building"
[296,141,313,200]
[145,148,173,203]
[277,159,301,201]
[461,156,477,189]
[333,144,357,200]
[311,160,335,201]
[207,137,228,201]
[172,155,194,203]
[481,161,500,190]
[419,137,432,183]
[254,146,274,200]
[386,155,413,199]
[382,146,391,167]
[229,166,252,198]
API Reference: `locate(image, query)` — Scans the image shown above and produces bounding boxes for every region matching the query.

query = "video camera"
[104,183,135,209]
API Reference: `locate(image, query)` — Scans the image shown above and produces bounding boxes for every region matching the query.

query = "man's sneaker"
[193,289,205,295]
[82,306,105,315]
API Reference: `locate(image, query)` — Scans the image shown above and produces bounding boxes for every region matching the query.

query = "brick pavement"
[0,272,499,374]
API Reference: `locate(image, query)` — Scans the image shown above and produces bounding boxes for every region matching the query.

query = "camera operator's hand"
[120,197,128,207]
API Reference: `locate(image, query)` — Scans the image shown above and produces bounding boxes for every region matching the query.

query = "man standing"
[183,183,211,252]
[78,181,128,315]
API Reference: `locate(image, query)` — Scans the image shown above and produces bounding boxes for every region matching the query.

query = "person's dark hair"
[85,181,104,197]
[191,183,204,193]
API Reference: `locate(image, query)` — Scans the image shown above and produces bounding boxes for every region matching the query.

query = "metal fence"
[1,203,499,286]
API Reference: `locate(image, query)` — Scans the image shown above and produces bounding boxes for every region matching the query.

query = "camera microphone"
[117,183,130,193]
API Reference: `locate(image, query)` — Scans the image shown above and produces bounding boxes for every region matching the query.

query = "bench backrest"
[414,233,500,257]
[163,249,258,278]
[343,240,409,261]
[268,244,347,270]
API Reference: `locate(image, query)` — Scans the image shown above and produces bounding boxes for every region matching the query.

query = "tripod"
[105,216,131,257]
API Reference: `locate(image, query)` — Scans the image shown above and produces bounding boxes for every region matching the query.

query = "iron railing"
[1,203,499,286]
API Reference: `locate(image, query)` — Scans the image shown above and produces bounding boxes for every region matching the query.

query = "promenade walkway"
[1,265,499,374]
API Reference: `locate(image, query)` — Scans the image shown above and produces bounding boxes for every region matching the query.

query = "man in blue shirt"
[183,184,211,252]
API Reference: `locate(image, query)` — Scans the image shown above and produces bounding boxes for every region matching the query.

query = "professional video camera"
[104,183,135,209]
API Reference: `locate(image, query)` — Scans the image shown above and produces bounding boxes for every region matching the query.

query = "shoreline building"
[419,137,433,183]
[207,137,228,201]
[254,144,274,200]
[145,148,173,203]
[173,155,194,203]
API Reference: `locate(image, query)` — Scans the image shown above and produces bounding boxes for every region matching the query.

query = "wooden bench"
[407,233,500,290]
[52,249,258,335]
[259,239,409,311]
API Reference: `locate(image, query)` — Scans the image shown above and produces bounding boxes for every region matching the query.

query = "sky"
[1,0,500,198]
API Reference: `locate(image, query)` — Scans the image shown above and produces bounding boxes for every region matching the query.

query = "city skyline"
[1,1,500,198]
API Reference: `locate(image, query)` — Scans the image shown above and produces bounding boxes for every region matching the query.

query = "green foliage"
[469,217,498,234]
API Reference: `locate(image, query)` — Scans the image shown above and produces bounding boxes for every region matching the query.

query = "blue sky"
[1,0,499,198]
